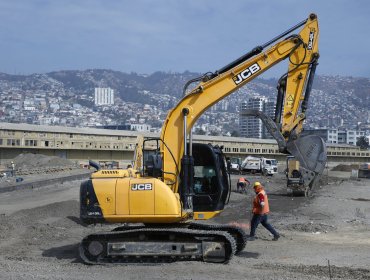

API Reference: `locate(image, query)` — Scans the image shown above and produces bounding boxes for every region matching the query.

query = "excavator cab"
[142,139,163,179]
[191,143,229,212]
[143,140,230,213]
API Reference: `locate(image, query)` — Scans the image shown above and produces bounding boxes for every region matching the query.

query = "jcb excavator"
[79,13,326,264]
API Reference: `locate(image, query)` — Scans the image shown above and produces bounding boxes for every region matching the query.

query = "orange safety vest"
[252,189,270,214]
[238,177,247,183]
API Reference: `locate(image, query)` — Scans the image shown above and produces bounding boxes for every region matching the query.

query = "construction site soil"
[0,171,369,279]
[331,164,360,172]
[8,153,76,169]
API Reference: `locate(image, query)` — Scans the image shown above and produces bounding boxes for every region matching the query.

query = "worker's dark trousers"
[250,214,279,237]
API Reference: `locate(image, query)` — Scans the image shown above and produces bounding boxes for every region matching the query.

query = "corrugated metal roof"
[0,122,279,144]
[1,122,358,149]
[193,134,277,144]
[0,122,150,137]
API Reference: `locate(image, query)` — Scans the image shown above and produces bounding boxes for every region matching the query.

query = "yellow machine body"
[87,170,182,223]
[287,159,300,178]
[82,170,221,223]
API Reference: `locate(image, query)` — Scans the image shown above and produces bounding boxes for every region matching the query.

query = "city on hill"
[0,69,369,146]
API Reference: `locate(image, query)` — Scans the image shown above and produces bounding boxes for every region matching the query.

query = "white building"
[94,87,114,106]
[24,106,36,111]
[303,128,364,145]
[345,130,365,145]
[130,123,151,132]
[262,99,276,139]
[327,129,338,143]
[239,96,275,139]
[239,97,265,138]
[211,100,229,112]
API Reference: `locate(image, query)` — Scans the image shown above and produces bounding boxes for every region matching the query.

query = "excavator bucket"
[286,135,327,189]
[240,109,327,190]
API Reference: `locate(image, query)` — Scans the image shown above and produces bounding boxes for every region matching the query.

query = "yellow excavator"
[79,13,326,263]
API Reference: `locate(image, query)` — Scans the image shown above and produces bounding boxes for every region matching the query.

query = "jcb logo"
[131,183,153,191]
[307,30,315,50]
[233,63,261,85]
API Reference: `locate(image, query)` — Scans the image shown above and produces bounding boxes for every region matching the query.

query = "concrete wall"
[1,123,369,165]
[1,146,369,167]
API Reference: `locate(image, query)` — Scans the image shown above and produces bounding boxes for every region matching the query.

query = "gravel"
[0,171,369,279]
[284,222,336,233]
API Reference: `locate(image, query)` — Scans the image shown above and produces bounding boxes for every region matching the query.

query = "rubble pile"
[331,164,359,172]
[7,153,78,175]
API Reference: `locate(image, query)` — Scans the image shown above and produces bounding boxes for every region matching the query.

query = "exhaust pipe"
[89,160,101,171]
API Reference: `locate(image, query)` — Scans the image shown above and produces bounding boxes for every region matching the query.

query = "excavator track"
[112,222,247,253]
[188,223,247,253]
[80,227,236,264]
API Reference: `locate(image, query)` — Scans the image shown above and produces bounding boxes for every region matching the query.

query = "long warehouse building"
[0,122,369,166]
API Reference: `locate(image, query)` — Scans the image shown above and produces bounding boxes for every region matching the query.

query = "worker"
[237,177,249,193]
[11,161,16,177]
[127,164,134,177]
[226,159,231,172]
[248,181,280,241]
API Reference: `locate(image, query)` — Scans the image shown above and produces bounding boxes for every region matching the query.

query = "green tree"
[231,130,239,137]
[194,128,206,135]
[356,136,370,150]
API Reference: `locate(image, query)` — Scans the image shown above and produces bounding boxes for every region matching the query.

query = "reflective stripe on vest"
[252,189,270,214]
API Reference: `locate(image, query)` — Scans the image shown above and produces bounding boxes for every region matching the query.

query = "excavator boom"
[160,13,325,191]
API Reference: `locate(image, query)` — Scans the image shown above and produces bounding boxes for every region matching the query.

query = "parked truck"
[358,163,370,179]
[228,157,242,174]
[241,156,278,176]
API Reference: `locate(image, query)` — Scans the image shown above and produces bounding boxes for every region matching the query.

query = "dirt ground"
[0,170,369,280]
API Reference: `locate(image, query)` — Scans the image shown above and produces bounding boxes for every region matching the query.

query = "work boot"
[272,235,280,241]
[247,236,256,241]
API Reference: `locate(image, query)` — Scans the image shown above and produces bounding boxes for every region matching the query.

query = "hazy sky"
[1,0,369,78]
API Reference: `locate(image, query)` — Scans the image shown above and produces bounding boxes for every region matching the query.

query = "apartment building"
[302,128,365,145]
[94,87,114,106]
[239,97,276,139]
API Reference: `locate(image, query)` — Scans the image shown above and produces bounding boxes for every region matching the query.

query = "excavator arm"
[160,13,325,192]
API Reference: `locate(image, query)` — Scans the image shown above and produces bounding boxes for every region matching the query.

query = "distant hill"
[0,69,369,129]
